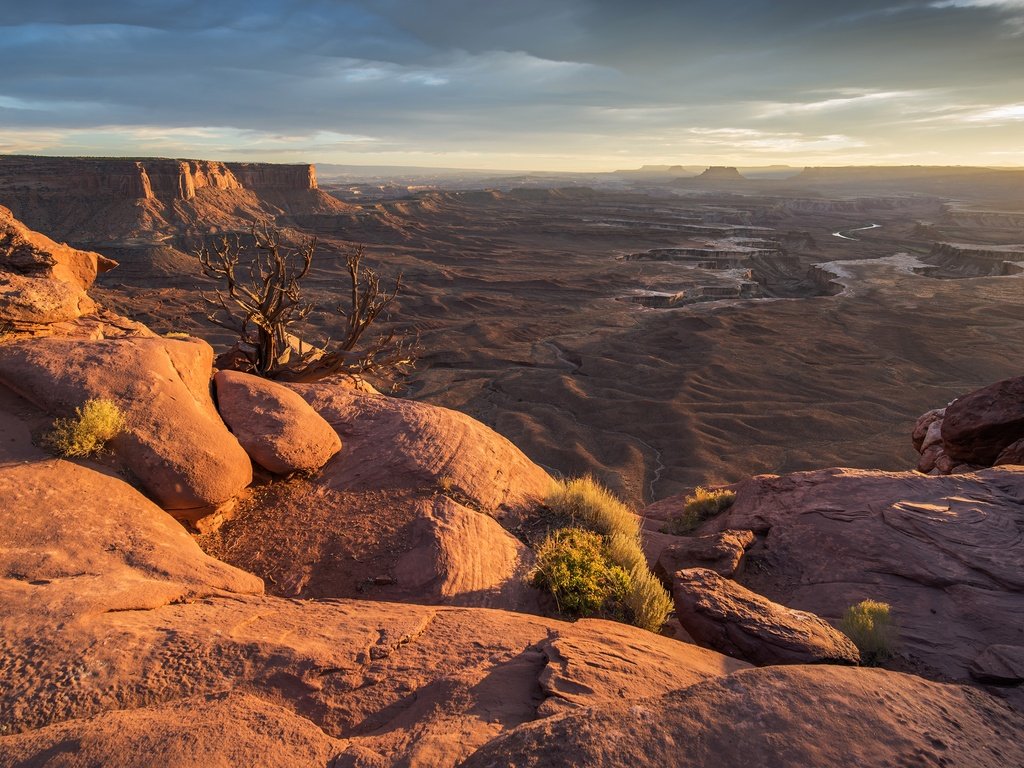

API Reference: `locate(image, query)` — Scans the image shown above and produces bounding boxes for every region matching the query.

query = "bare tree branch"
[196,223,417,386]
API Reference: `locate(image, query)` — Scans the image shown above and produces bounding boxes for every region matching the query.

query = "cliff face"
[0,156,341,243]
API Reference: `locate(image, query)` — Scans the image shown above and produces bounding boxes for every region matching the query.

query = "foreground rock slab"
[703,466,1024,692]
[462,665,1024,768]
[673,567,861,666]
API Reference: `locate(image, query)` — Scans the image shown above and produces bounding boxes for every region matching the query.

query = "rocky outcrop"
[0,205,116,328]
[701,466,1024,694]
[461,665,1024,768]
[214,370,341,475]
[199,379,552,608]
[0,335,253,511]
[0,441,745,766]
[912,378,1024,474]
[0,155,351,242]
[941,376,1024,465]
[672,567,861,666]
[655,529,754,581]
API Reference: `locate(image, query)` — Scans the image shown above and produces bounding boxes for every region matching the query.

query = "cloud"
[0,1,1021,168]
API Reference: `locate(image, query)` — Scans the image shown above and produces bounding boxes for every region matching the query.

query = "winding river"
[832,223,881,240]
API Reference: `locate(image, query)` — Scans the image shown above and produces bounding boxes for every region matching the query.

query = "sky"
[0,0,1022,171]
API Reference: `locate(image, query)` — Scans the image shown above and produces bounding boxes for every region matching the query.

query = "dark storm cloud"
[0,0,1021,167]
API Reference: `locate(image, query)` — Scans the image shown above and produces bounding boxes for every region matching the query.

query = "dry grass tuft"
[44,398,126,458]
[663,486,736,535]
[547,476,639,538]
[841,599,896,665]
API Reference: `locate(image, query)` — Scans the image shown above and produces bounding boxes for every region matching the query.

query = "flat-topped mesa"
[225,162,318,191]
[695,166,746,181]
[0,156,317,204]
[0,156,345,242]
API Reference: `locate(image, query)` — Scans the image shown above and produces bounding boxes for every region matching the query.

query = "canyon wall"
[0,156,343,242]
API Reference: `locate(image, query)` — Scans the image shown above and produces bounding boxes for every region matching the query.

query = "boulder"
[941,376,1024,465]
[214,369,341,475]
[461,666,1024,768]
[655,529,754,582]
[911,407,944,452]
[289,381,552,515]
[969,645,1024,685]
[672,567,861,666]
[995,438,1024,467]
[0,335,252,510]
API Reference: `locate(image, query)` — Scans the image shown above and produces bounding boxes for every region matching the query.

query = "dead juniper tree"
[196,222,415,385]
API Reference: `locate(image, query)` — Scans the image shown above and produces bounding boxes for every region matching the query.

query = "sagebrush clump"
[44,398,126,458]
[841,599,896,665]
[662,485,736,535]
[535,477,672,633]
[532,527,630,617]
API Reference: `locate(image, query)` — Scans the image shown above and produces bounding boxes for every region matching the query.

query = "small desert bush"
[841,599,896,665]
[623,566,673,633]
[663,486,736,535]
[44,398,126,458]
[532,527,630,617]
[163,331,192,340]
[547,476,639,539]
[533,477,673,633]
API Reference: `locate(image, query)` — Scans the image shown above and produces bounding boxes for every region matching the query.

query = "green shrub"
[841,599,896,665]
[623,565,673,633]
[547,476,639,538]
[44,398,126,458]
[663,486,736,535]
[531,527,629,617]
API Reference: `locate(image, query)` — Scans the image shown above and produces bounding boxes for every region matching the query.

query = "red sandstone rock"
[707,466,1024,694]
[672,567,861,666]
[461,666,1024,768]
[0,205,117,327]
[654,529,754,582]
[200,378,552,608]
[995,437,1024,466]
[968,644,1024,684]
[214,370,341,475]
[912,407,944,452]
[289,381,552,515]
[941,376,1024,465]
[0,335,252,510]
